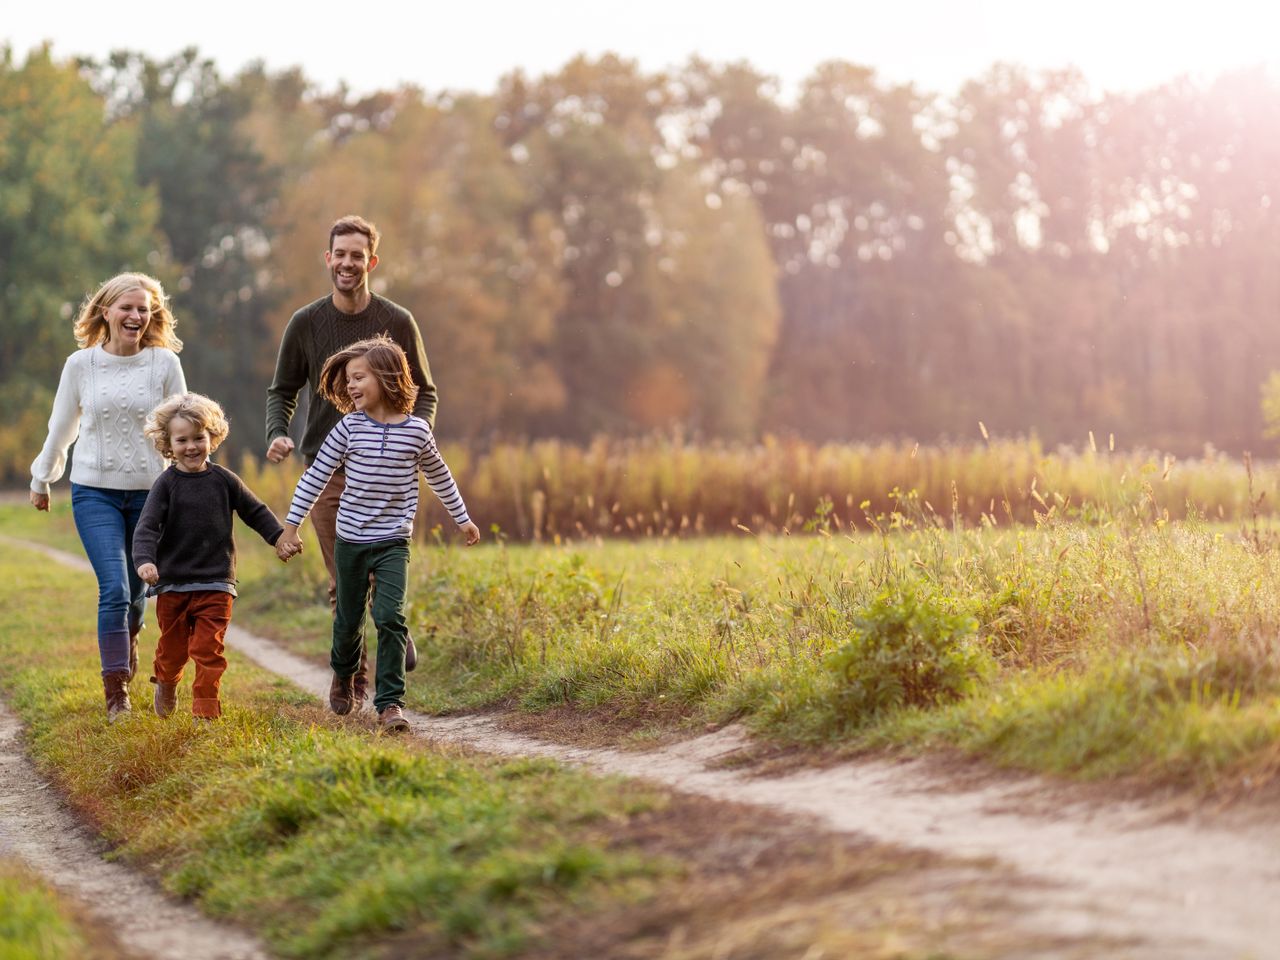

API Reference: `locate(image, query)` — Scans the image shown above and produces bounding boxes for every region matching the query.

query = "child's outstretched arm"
[279,418,351,558]
[418,431,480,545]
[226,468,295,561]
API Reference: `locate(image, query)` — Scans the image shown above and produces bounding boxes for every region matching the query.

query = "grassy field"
[0,859,128,960]
[1,533,1081,959]
[218,481,1280,794]
[0,542,674,957]
[12,460,1280,796]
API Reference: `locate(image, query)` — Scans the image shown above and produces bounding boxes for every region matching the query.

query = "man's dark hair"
[328,215,380,257]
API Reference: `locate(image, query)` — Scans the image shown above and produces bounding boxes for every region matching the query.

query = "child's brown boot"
[378,705,410,733]
[152,679,177,718]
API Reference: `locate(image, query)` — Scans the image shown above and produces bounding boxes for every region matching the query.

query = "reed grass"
[236,436,1280,542]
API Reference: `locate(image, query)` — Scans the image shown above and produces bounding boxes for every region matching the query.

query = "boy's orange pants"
[153,591,233,718]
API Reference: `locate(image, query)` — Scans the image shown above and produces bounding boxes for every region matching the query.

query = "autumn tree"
[0,45,160,475]
[83,49,281,461]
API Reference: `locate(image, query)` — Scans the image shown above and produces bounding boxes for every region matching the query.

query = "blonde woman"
[30,273,186,722]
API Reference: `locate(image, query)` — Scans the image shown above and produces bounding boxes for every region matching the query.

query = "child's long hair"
[144,393,230,460]
[319,335,418,415]
[74,273,183,352]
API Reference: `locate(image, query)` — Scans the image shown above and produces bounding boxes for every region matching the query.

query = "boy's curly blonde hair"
[144,393,230,460]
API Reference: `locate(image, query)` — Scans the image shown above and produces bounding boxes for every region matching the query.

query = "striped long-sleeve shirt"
[285,412,470,542]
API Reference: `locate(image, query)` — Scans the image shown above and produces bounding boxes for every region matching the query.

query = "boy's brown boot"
[329,671,355,715]
[103,672,132,724]
[377,704,410,733]
[152,678,177,718]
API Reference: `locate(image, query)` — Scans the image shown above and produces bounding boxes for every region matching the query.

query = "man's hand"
[460,520,481,546]
[266,437,295,464]
[29,491,49,511]
[137,563,159,586]
[276,527,303,562]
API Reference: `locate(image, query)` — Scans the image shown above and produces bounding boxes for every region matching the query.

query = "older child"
[276,335,479,732]
[133,393,298,720]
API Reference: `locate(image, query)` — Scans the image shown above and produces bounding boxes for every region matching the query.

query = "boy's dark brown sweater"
[132,464,283,590]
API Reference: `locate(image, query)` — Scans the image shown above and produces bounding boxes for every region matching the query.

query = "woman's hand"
[29,491,49,511]
[460,520,481,546]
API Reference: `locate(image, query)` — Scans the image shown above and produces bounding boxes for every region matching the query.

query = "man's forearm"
[265,389,298,443]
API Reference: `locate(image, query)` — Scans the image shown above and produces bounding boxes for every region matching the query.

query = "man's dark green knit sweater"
[265,294,437,464]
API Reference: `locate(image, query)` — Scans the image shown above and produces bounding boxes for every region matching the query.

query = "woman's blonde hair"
[73,272,183,352]
[318,335,418,415]
[144,393,230,459]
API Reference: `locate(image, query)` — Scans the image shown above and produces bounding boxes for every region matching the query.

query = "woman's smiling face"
[104,287,152,354]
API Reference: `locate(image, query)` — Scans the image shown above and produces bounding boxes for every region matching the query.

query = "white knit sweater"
[30,346,187,495]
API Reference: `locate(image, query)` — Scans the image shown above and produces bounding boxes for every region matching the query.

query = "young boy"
[276,335,479,732]
[133,393,299,720]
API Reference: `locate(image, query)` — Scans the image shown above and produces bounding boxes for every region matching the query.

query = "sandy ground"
[5,534,1280,959]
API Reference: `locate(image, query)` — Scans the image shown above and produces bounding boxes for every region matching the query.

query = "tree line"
[2,44,1277,479]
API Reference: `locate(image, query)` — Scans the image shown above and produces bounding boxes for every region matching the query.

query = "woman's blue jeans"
[70,483,149,676]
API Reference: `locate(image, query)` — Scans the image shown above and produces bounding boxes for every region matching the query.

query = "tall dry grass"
[237,436,1280,542]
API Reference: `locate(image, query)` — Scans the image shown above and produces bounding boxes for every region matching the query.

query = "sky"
[4,0,1276,98]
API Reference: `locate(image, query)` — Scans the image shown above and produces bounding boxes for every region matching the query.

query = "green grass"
[0,860,120,960]
[225,492,1280,792]
[11,486,1280,794]
[0,498,83,554]
[0,505,1147,958]
[0,541,673,959]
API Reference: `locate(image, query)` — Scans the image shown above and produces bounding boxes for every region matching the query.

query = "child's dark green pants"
[332,536,410,711]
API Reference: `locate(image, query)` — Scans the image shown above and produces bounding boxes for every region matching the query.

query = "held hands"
[276,527,303,562]
[460,520,481,546]
[266,436,295,464]
[29,491,49,511]
[137,563,159,586]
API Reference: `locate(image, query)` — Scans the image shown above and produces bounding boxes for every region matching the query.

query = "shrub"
[825,589,981,728]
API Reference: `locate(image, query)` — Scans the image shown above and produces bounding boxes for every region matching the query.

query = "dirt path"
[8,534,1280,959]
[0,698,267,960]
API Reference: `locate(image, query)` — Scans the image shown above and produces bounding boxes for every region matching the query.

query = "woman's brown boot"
[127,632,139,681]
[103,672,132,724]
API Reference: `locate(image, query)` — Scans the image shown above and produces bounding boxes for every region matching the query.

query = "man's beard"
[331,267,366,293]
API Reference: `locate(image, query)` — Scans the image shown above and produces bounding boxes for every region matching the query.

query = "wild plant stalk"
[234,437,1280,543]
